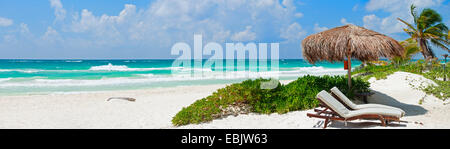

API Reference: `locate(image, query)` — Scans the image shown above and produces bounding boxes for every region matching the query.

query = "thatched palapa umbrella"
[302,24,404,89]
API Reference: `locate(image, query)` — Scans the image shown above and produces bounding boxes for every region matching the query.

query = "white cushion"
[356,104,405,116]
[330,87,357,109]
[346,108,403,118]
[316,90,350,116]
[330,87,405,116]
[316,90,404,119]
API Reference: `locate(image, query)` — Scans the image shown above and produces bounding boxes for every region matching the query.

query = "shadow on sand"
[367,90,427,116]
[328,120,408,129]
[312,117,409,129]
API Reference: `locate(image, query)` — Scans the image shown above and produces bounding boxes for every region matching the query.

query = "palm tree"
[397,4,449,59]
[391,38,421,65]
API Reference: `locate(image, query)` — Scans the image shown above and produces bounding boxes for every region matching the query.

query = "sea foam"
[0,66,348,94]
[88,63,177,71]
[65,60,83,63]
[0,69,42,73]
[0,78,11,82]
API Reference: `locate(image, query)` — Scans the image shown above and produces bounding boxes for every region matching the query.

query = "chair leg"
[323,118,329,129]
[378,115,386,127]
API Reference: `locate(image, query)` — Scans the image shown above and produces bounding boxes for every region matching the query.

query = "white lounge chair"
[307,90,403,128]
[330,87,405,116]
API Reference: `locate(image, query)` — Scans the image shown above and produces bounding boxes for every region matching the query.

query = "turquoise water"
[0,59,361,96]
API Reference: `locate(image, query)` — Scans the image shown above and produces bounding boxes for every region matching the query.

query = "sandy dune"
[0,72,448,129]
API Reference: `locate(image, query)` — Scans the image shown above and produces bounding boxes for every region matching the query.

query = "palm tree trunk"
[418,39,434,58]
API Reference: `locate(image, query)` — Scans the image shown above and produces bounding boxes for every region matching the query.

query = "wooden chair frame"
[307,98,400,129]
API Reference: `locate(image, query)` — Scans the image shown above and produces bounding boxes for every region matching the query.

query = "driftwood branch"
[107,97,136,102]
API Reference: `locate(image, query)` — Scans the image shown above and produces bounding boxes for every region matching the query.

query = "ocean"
[0,59,361,96]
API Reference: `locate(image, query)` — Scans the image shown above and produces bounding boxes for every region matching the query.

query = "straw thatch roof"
[302,24,404,64]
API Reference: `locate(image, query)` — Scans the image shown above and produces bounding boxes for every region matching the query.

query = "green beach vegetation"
[172,76,369,126]
[352,59,449,101]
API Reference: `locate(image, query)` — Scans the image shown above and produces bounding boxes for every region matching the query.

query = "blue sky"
[0,0,449,59]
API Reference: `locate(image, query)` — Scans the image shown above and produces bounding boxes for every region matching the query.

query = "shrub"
[278,75,369,113]
[171,76,370,126]
[171,78,281,126]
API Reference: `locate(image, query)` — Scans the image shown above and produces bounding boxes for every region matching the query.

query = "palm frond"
[419,8,443,30]
[405,38,416,43]
[447,31,450,40]
[423,33,440,39]
[424,26,447,37]
[429,39,449,52]
[447,31,450,41]
[434,23,449,32]
[410,4,418,25]
[394,38,420,63]
[431,37,450,46]
[404,43,421,58]
[403,29,417,37]
[398,18,417,32]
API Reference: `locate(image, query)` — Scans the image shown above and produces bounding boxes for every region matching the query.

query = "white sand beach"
[0,71,448,129]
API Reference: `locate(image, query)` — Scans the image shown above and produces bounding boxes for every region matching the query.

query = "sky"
[0,0,449,59]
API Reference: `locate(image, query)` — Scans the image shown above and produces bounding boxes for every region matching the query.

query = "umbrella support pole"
[347,54,352,89]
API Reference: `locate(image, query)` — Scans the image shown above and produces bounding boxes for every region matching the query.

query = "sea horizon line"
[0,58,413,61]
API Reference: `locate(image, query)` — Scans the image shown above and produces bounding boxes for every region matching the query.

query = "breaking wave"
[88,63,178,71]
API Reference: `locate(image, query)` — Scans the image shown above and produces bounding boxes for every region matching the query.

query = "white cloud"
[364,0,444,34]
[1,23,34,45]
[231,26,256,41]
[256,0,276,7]
[280,22,306,40]
[128,21,145,41]
[294,13,303,18]
[1,0,306,58]
[313,23,328,33]
[340,18,353,25]
[49,0,66,21]
[68,4,140,46]
[282,0,294,8]
[0,17,13,27]
[19,23,30,34]
[365,0,443,11]
[3,35,17,43]
[212,30,231,42]
[71,4,137,33]
[363,14,381,30]
[352,4,359,11]
[67,0,304,47]
[41,27,62,43]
